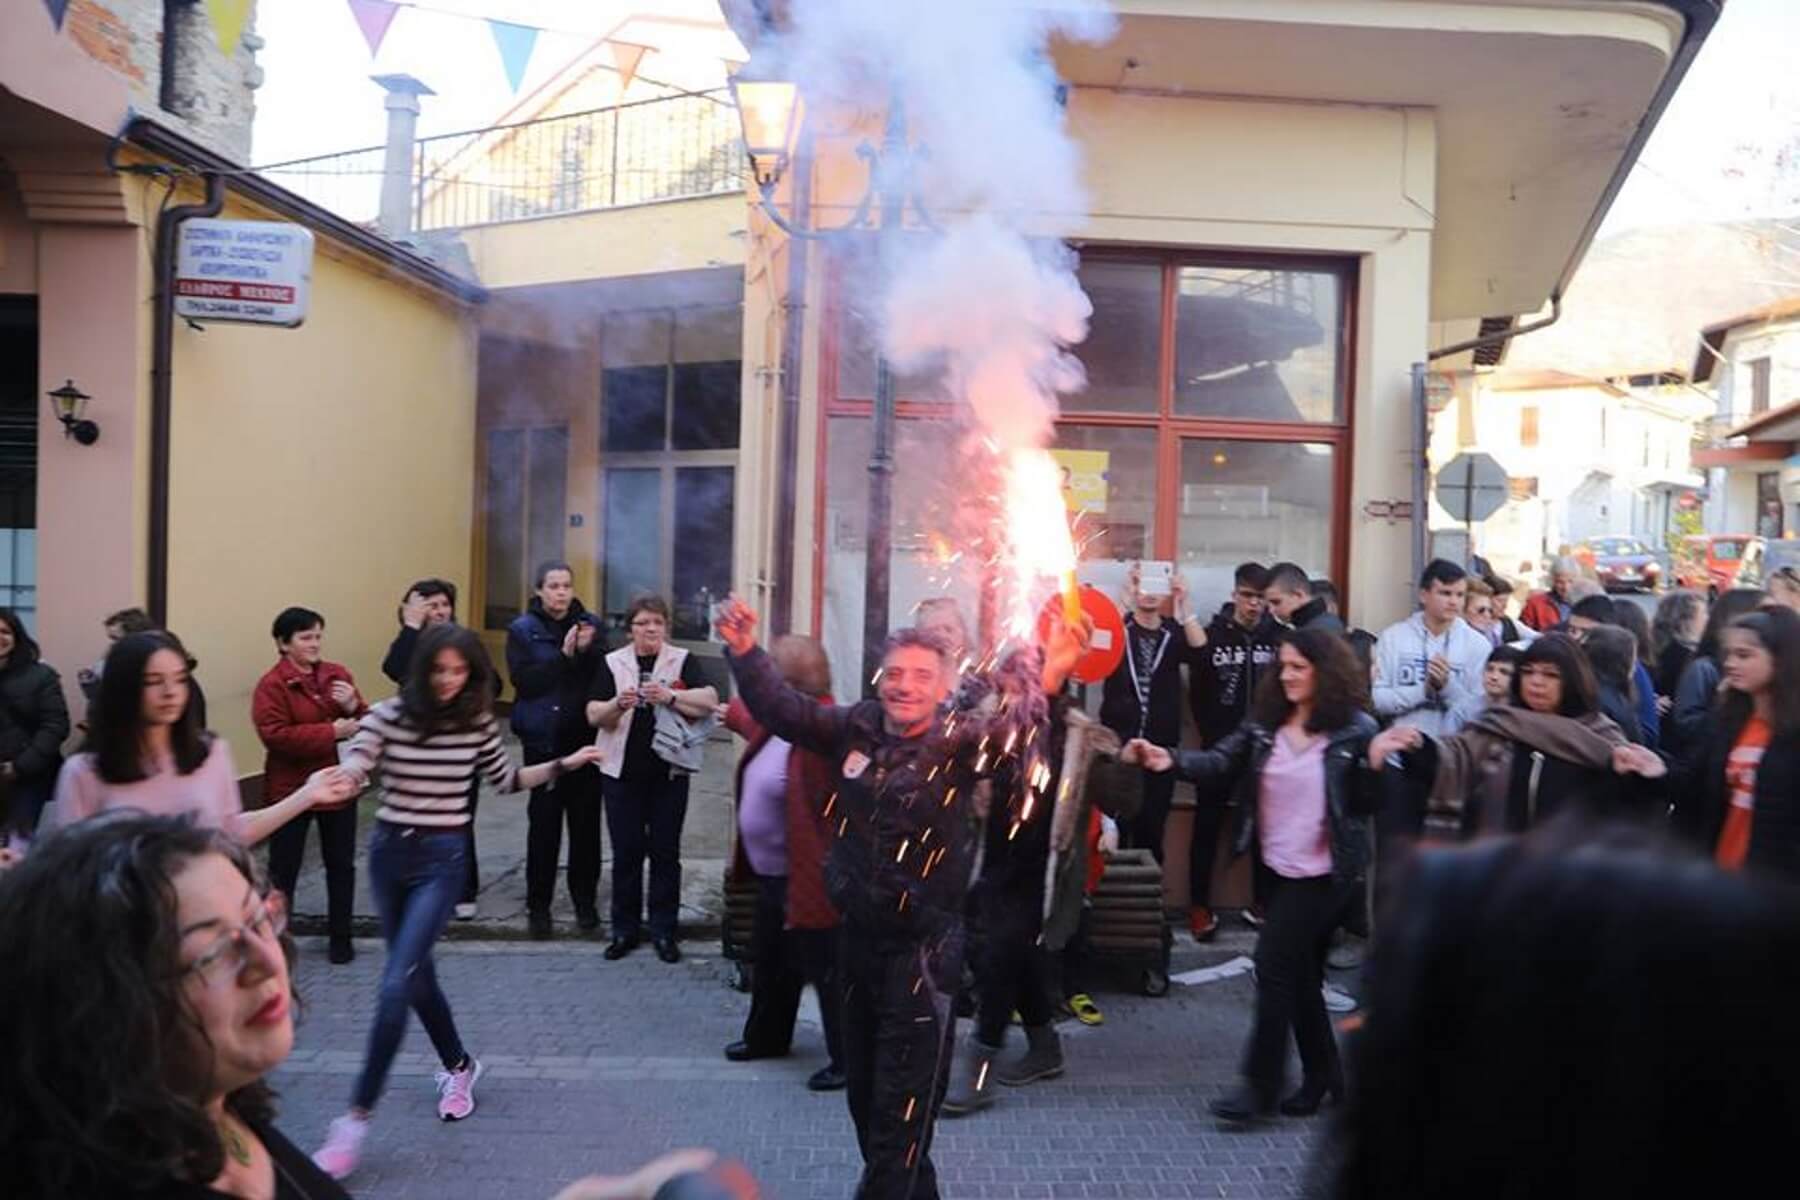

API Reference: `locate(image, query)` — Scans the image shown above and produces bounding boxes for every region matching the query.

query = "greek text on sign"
[174,219,314,328]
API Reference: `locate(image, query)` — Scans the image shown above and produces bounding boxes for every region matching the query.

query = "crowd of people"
[2,545,1799,1199]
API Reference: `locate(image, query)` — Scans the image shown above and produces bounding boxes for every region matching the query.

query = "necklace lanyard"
[1123,623,1171,737]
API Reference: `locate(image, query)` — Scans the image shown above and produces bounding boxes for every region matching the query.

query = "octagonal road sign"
[1435,451,1509,524]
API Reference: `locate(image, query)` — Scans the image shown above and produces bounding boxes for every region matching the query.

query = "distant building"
[1692,297,1800,538]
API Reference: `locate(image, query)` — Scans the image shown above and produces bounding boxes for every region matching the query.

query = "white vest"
[594,642,689,779]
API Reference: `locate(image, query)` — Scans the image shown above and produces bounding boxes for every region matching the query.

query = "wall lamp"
[48,380,100,445]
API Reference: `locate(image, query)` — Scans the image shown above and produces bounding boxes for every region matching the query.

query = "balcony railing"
[255,89,746,233]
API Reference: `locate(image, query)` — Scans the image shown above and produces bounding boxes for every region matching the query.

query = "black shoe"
[528,911,553,941]
[1210,1082,1278,1122]
[574,905,600,933]
[724,1041,787,1063]
[1279,1075,1345,1117]
[328,937,355,965]
[604,934,639,960]
[807,1065,848,1092]
[654,937,681,964]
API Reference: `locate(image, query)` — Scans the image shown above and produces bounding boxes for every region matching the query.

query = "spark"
[823,793,837,817]
[905,1141,919,1169]
[976,1060,991,1090]
[904,1095,917,1122]
[1008,820,1022,840]
[943,786,958,808]
[837,817,848,838]
[896,839,910,863]
[896,891,910,913]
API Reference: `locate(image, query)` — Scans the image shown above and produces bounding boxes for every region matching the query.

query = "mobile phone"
[639,670,654,687]
[1138,560,1174,597]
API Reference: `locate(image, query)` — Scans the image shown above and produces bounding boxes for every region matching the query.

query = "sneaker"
[1241,905,1266,930]
[1189,906,1220,942]
[1322,983,1359,1014]
[453,901,478,921]
[436,1056,483,1121]
[1327,935,1366,971]
[1067,993,1104,1027]
[312,1113,368,1180]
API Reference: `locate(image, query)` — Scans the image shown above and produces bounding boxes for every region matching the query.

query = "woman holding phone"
[587,594,718,963]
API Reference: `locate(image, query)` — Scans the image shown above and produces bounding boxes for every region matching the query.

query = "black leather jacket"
[1169,710,1379,884]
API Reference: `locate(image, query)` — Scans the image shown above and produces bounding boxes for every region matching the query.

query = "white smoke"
[768,0,1115,633]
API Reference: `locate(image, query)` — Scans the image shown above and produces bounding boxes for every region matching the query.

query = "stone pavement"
[282,736,739,939]
[273,927,1339,1200]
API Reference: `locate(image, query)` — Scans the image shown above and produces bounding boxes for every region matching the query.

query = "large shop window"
[597,305,742,649]
[483,426,570,630]
[1175,439,1336,602]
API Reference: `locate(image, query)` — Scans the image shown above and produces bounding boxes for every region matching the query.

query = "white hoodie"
[1371,613,1493,737]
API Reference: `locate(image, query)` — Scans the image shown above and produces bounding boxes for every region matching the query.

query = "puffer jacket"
[505,598,603,752]
[1169,711,1379,885]
[0,659,70,785]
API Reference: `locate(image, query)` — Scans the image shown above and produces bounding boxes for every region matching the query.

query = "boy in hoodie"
[1371,559,1491,738]
[1184,562,1278,939]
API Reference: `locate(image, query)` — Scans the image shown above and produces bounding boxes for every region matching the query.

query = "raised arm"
[716,597,854,757]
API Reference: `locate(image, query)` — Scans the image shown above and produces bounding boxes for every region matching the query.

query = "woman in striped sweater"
[311,624,603,1181]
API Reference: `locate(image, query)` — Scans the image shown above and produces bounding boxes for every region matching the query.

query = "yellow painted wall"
[153,187,477,784]
[460,193,746,290]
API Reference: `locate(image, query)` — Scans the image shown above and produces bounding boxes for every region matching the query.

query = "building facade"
[1693,299,1800,539]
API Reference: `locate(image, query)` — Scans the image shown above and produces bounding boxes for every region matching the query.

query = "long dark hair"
[1611,600,1654,671]
[1329,823,1800,1198]
[1250,628,1369,733]
[1698,588,1767,661]
[1510,633,1599,718]
[1582,625,1639,705]
[0,814,291,1195]
[92,632,211,783]
[0,607,40,670]
[399,623,497,734]
[1717,607,1800,740]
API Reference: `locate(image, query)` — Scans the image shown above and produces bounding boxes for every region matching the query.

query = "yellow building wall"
[153,187,477,786]
[460,193,746,291]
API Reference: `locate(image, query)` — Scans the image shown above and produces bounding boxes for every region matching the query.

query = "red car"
[1574,537,1663,594]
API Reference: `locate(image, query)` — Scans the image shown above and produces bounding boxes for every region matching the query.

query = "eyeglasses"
[182,892,287,988]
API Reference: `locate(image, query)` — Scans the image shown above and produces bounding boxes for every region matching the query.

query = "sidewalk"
[282,735,738,941]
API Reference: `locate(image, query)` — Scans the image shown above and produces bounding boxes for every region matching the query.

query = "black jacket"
[506,599,603,752]
[1672,707,1800,882]
[1100,617,1195,743]
[1654,641,1695,699]
[0,660,69,784]
[1188,606,1279,746]
[1291,597,1347,636]
[1169,711,1379,885]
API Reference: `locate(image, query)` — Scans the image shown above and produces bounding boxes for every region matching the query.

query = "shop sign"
[174,219,314,327]
[1051,449,1110,513]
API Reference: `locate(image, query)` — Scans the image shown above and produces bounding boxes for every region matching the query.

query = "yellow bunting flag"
[205,0,254,55]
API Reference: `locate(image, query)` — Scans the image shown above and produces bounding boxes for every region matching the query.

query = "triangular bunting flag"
[347,0,400,58]
[205,0,254,55]
[41,0,70,31]
[607,41,651,94]
[488,20,538,93]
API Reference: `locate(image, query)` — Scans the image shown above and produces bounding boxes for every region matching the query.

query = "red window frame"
[813,245,1359,629]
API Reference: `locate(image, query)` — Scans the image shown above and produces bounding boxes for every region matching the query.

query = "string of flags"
[36,0,656,96]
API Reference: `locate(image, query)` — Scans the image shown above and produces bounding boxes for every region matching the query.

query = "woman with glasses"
[311,624,603,1180]
[0,812,352,1198]
[51,632,348,844]
[587,594,719,964]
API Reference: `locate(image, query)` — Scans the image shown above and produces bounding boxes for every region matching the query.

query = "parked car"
[1574,536,1664,593]
[1673,534,1764,598]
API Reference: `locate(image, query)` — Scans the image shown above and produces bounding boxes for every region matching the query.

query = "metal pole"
[860,93,908,697]
[1410,363,1427,592]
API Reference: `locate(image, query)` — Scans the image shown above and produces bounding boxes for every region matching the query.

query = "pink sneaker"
[436,1056,483,1121]
[312,1114,368,1180]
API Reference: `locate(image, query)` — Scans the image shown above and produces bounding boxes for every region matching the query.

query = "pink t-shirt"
[48,739,245,839]
[1257,730,1333,880]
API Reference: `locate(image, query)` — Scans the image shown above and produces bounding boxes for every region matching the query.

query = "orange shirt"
[1716,716,1771,871]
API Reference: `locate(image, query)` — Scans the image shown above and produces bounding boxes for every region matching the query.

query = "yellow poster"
[1051,449,1110,513]
[206,0,253,55]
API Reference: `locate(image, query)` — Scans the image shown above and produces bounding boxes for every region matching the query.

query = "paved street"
[273,930,1333,1200]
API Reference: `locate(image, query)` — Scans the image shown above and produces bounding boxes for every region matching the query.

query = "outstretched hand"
[1121,738,1174,774]
[562,745,605,773]
[1042,609,1092,693]
[1611,743,1667,779]
[714,594,758,656]
[1367,725,1423,770]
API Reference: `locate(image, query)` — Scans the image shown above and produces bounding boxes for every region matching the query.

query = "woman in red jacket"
[720,634,845,1092]
[253,606,367,964]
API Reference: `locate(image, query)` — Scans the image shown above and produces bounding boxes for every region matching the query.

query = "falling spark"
[823,793,837,817]
[837,818,848,838]
[912,976,924,995]
[1008,820,1022,840]
[896,839,910,863]
[944,786,958,808]
[976,1060,991,1090]
[896,891,910,913]
[905,1141,919,1169]
[903,1095,917,1122]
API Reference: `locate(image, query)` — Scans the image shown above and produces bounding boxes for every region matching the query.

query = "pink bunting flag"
[347,0,400,58]
[607,41,651,93]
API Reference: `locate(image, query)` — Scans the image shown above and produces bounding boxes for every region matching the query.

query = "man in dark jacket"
[507,560,605,939]
[1185,562,1278,939]
[1100,566,1206,866]
[1263,562,1345,635]
[717,597,1079,1200]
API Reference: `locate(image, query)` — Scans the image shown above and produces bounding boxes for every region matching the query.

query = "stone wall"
[63,0,262,164]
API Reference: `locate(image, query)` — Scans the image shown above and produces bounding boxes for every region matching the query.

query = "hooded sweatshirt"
[1371,613,1493,737]
[1188,604,1279,746]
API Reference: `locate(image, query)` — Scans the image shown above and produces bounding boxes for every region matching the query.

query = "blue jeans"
[352,821,470,1111]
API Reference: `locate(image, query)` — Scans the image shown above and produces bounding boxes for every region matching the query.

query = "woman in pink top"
[1125,628,1378,1123]
[50,632,349,843]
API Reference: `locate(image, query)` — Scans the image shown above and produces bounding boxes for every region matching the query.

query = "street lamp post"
[731,73,931,695]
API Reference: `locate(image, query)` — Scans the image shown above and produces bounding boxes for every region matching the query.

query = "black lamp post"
[48,380,100,445]
[731,71,931,696]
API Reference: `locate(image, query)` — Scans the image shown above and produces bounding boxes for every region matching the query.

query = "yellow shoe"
[1067,993,1103,1026]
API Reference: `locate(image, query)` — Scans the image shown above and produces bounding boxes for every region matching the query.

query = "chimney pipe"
[372,73,434,238]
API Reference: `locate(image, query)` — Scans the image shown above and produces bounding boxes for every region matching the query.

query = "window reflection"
[1174,267,1343,422]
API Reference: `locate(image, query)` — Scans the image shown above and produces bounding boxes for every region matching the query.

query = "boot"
[995,1022,1064,1087]
[940,1035,1001,1116]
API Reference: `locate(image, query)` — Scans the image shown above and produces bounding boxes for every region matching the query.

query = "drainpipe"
[373,74,435,238]
[770,128,813,637]
[148,171,225,626]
